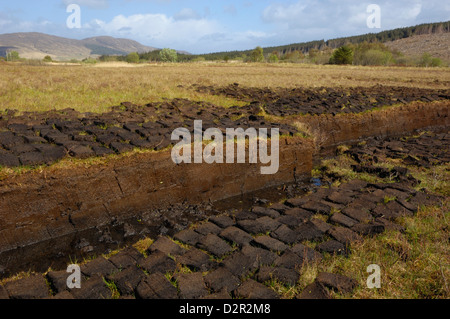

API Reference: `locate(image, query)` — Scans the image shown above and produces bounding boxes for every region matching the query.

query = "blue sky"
[0,0,449,54]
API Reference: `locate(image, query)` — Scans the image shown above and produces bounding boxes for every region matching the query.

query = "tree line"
[94,20,448,66]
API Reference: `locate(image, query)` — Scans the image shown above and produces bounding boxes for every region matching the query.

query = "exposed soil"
[0,98,296,168]
[0,181,309,278]
[1,84,448,168]
[0,84,448,299]
[346,131,450,168]
[0,129,445,298]
[290,100,449,156]
[0,135,313,276]
[194,83,450,116]
[0,130,448,299]
[316,129,449,184]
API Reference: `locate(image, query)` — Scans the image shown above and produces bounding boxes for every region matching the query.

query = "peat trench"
[0,130,447,299]
[0,85,448,298]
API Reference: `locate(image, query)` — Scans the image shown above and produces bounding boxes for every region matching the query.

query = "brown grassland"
[1,62,449,113]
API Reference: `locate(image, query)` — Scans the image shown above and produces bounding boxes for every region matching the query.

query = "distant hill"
[385,32,450,61]
[193,21,450,60]
[267,21,450,55]
[0,32,158,61]
[81,36,157,56]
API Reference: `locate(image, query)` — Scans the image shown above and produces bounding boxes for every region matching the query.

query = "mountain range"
[0,32,159,60]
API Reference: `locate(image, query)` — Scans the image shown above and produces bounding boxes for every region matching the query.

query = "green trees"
[43,55,53,62]
[126,52,140,63]
[250,46,265,62]
[268,52,279,63]
[82,57,98,64]
[430,57,442,67]
[329,46,353,65]
[307,48,334,65]
[6,51,20,61]
[330,43,397,66]
[363,50,392,65]
[282,50,304,63]
[419,53,442,67]
[352,42,394,66]
[159,48,178,62]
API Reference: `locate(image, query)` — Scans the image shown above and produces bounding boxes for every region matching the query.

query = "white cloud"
[84,13,224,52]
[0,12,58,35]
[80,11,275,53]
[174,8,201,21]
[261,0,447,41]
[261,0,351,41]
[384,2,423,23]
[61,0,109,9]
[0,19,12,28]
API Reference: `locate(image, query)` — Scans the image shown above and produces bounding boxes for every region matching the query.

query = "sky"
[0,0,449,54]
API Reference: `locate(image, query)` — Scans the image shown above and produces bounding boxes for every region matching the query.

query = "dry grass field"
[1,62,449,114]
